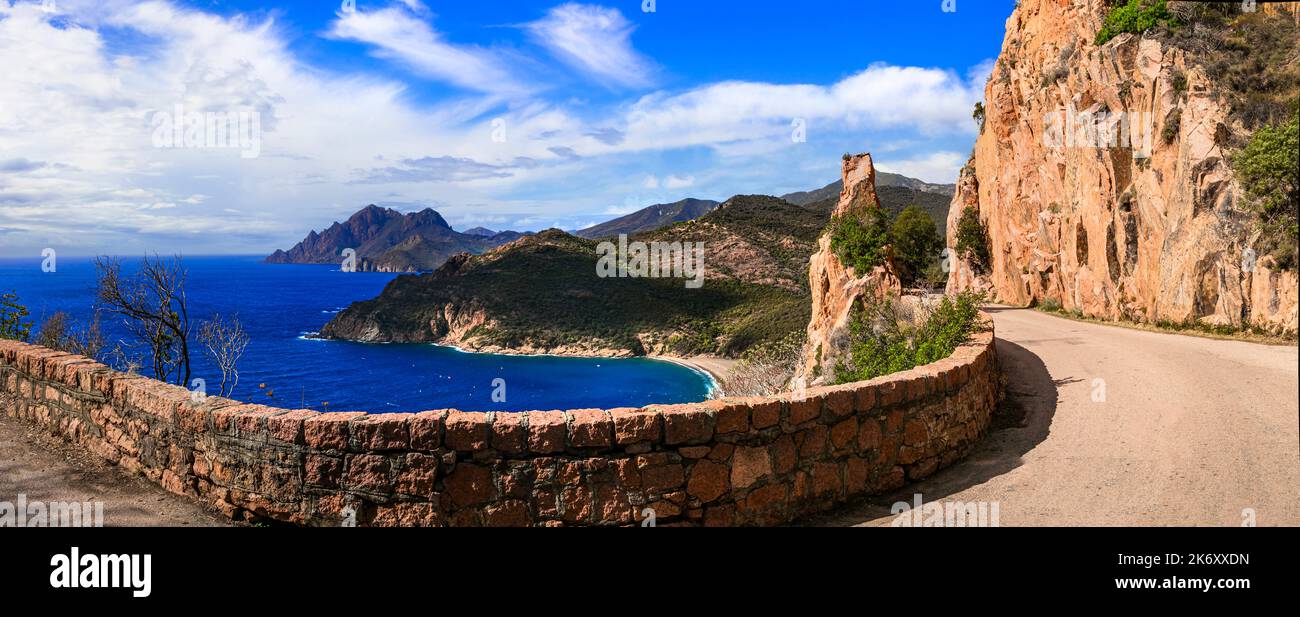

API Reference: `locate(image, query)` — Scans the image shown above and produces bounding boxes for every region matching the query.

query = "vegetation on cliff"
[1160,6,1300,270]
[833,291,984,385]
[829,207,891,275]
[955,206,992,276]
[889,206,945,287]
[1234,103,1300,269]
[829,203,945,287]
[1095,0,1172,45]
[321,195,831,358]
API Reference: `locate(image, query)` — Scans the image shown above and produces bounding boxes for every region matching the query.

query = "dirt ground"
[0,413,231,527]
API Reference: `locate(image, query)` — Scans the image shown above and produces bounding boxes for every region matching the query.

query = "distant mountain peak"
[575,197,720,239]
[266,204,516,271]
[781,171,955,206]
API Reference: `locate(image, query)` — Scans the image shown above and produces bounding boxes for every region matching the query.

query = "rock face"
[267,204,524,273]
[799,154,901,382]
[947,0,1298,336]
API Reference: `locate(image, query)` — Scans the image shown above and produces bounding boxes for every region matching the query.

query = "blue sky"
[0,0,1014,256]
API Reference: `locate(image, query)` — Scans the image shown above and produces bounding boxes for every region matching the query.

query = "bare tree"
[36,311,106,359]
[723,335,805,397]
[66,311,106,359]
[94,255,192,386]
[198,313,249,397]
[35,311,69,350]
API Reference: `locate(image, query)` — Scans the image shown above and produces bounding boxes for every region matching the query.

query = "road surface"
[808,307,1300,526]
[0,413,230,527]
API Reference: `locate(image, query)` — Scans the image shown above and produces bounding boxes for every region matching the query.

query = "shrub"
[35,311,106,359]
[1095,0,1172,45]
[1185,11,1300,131]
[1233,102,1299,269]
[833,292,985,384]
[1162,108,1182,144]
[973,102,986,131]
[890,206,943,286]
[955,205,992,275]
[1042,64,1069,87]
[0,291,32,342]
[1170,69,1187,96]
[829,207,891,273]
[922,260,949,291]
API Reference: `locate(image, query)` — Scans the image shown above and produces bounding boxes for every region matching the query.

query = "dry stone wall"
[0,326,999,527]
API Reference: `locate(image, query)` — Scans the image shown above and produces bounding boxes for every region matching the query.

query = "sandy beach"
[654,355,739,394]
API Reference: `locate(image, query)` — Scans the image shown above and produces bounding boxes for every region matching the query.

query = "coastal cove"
[0,256,716,413]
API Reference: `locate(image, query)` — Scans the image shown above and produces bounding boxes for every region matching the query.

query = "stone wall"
[0,324,999,527]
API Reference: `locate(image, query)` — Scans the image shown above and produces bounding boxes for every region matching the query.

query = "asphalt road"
[809,307,1300,527]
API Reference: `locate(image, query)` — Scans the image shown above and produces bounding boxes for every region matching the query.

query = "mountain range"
[574,198,720,239]
[780,172,955,206]
[319,195,835,358]
[268,172,953,274]
[264,205,525,272]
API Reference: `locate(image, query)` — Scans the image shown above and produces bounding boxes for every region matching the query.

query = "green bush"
[1038,297,1064,313]
[1162,108,1182,144]
[955,205,992,275]
[1,291,32,342]
[1170,70,1187,96]
[833,292,985,384]
[890,206,943,286]
[1095,0,1172,45]
[1234,103,1300,269]
[829,207,891,274]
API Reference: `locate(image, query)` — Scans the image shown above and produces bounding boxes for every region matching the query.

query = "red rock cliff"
[799,154,901,383]
[947,0,1298,336]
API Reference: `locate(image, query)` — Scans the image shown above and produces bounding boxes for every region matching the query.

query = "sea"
[0,255,714,413]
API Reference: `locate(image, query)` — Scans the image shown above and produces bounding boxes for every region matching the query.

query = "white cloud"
[593,64,982,157]
[875,151,968,185]
[326,5,533,97]
[0,0,985,256]
[525,3,655,89]
[663,175,694,189]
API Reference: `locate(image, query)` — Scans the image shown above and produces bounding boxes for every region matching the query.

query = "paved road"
[0,413,230,527]
[810,307,1300,527]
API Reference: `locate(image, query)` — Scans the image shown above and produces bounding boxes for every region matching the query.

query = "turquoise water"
[0,256,713,413]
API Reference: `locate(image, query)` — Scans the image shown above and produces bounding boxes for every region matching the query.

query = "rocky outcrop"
[267,204,524,273]
[947,0,1298,336]
[800,154,902,382]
